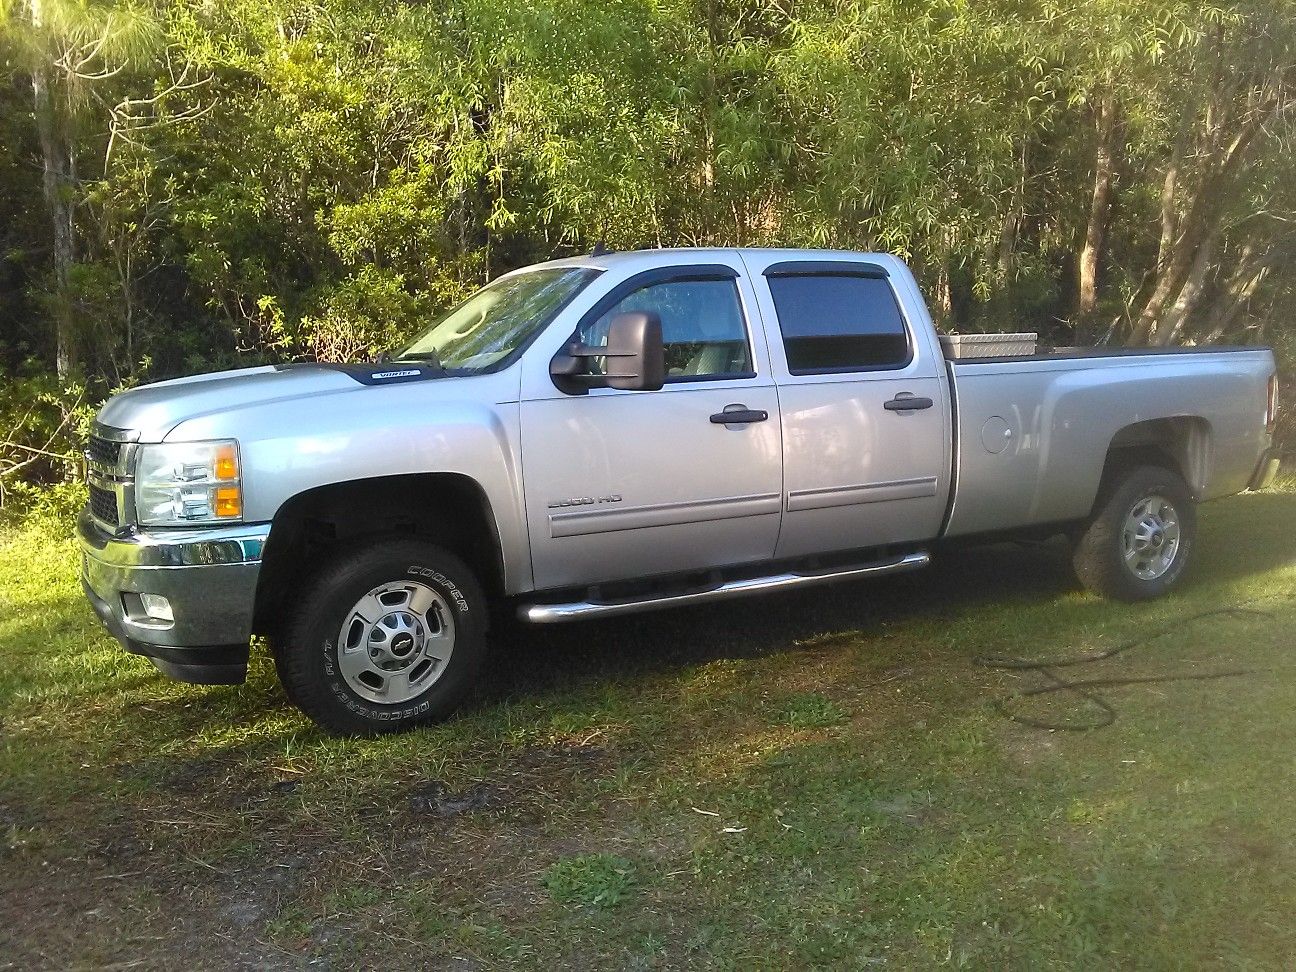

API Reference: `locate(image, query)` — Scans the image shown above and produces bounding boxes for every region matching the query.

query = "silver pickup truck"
[78,248,1281,734]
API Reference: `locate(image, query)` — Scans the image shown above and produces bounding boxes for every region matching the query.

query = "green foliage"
[543,853,638,908]
[1,0,1294,492]
[0,369,94,514]
[0,477,86,526]
[293,265,425,361]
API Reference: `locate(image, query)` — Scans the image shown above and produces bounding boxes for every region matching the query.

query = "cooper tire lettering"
[406,564,470,612]
[273,539,489,735]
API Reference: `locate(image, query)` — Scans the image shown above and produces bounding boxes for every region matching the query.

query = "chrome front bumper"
[78,510,269,684]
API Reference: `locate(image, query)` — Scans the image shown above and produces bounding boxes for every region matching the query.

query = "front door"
[742,253,952,560]
[521,264,782,590]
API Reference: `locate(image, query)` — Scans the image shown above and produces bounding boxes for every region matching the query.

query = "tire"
[271,538,488,735]
[1072,463,1196,602]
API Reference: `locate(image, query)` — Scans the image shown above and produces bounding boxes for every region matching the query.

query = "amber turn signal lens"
[214,444,239,480]
[214,486,242,518]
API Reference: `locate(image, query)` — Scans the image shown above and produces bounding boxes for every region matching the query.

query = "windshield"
[397,267,600,374]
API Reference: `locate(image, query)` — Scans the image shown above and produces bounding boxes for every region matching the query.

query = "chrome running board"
[519,551,930,624]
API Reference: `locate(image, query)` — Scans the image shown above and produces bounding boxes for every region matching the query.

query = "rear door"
[519,257,783,590]
[742,253,951,559]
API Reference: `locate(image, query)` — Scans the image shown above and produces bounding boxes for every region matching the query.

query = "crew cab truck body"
[79,248,1282,734]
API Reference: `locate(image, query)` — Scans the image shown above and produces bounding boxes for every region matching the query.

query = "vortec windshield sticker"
[273,362,444,385]
[373,369,421,379]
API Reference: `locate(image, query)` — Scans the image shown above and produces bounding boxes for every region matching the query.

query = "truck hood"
[96,362,447,441]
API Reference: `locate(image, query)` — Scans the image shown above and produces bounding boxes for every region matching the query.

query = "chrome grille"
[84,424,136,530]
[86,434,123,470]
[88,483,120,527]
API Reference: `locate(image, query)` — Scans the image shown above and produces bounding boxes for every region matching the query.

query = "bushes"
[1,0,1293,515]
[0,372,94,517]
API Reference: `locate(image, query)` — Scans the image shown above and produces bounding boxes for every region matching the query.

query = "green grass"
[544,853,638,909]
[3,482,1296,968]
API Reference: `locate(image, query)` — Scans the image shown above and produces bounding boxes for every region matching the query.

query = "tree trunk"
[1128,187,1217,346]
[28,0,77,378]
[1152,228,1215,345]
[934,261,951,323]
[699,0,719,243]
[1156,167,1178,274]
[996,208,1018,283]
[1200,244,1270,342]
[996,140,1027,283]
[1078,91,1117,318]
[1128,96,1276,345]
[933,230,953,325]
[1156,126,1187,274]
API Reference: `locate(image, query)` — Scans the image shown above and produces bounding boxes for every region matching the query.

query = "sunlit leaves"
[2,0,1293,381]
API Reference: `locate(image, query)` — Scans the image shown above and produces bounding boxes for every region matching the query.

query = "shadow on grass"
[483,539,1076,697]
[478,488,1296,706]
[5,491,1292,972]
[12,491,1296,747]
[482,495,1290,699]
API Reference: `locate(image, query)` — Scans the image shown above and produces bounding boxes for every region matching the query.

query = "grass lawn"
[3,482,1296,969]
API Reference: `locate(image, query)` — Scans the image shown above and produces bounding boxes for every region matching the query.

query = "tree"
[0,0,1293,485]
[1126,3,1295,345]
[3,1,162,376]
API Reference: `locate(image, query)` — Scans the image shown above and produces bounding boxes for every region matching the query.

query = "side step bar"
[519,550,931,624]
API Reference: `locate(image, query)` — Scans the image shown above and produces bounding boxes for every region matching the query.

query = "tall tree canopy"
[1,0,1293,481]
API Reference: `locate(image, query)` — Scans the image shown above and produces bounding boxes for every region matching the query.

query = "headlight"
[135,440,243,525]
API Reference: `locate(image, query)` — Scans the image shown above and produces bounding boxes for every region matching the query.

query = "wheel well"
[253,473,504,636]
[1097,417,1210,506]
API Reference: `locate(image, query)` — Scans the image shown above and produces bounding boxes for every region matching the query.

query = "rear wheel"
[1072,464,1196,602]
[272,539,488,735]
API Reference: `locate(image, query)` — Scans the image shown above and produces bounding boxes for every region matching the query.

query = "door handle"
[710,406,769,425]
[883,394,934,412]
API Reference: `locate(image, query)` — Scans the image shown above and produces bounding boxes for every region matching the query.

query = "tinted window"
[578,278,752,379]
[768,274,909,373]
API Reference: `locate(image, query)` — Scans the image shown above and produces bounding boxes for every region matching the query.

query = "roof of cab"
[518,246,895,276]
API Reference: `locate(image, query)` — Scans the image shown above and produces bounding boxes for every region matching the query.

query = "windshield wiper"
[391,350,446,371]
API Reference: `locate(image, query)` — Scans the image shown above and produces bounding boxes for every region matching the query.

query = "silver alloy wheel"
[335,581,456,705]
[1121,493,1182,581]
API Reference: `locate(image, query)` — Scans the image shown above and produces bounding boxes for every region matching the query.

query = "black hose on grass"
[975,607,1273,731]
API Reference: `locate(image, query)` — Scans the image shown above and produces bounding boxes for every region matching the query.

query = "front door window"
[577,278,753,380]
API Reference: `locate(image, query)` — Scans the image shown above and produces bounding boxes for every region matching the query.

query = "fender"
[165,368,534,593]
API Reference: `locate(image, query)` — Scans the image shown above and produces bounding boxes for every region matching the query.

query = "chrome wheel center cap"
[368,611,425,669]
[336,582,457,705]
[1122,494,1181,581]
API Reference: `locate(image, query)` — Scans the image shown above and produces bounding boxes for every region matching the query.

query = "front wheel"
[1071,464,1196,602]
[272,539,488,735]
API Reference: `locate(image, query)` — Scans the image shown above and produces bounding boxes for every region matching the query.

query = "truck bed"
[940,346,1275,539]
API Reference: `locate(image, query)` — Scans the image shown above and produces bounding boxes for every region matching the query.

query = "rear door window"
[767,274,910,374]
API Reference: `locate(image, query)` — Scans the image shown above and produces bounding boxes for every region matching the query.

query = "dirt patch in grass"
[4,488,1296,967]
[0,732,639,968]
[995,724,1063,768]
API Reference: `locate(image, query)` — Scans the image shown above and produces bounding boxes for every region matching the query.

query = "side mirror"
[550,311,665,393]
